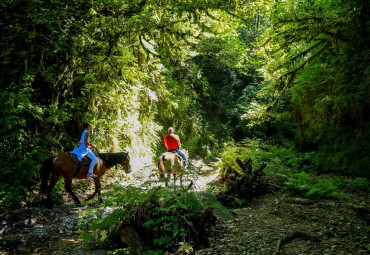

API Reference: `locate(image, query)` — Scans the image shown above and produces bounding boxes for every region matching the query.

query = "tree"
[0,0,269,206]
[247,0,370,176]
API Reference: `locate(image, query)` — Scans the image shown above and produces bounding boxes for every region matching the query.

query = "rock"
[26,227,49,243]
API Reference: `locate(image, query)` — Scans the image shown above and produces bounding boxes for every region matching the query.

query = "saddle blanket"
[69,151,99,167]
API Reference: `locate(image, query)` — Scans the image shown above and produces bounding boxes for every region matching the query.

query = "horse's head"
[100,152,132,174]
[120,153,132,174]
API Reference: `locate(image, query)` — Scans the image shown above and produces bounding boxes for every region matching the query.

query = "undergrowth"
[78,172,232,254]
[216,139,368,200]
[284,172,343,199]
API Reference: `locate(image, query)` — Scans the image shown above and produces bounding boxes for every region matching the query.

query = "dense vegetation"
[1,1,369,252]
[1,0,369,253]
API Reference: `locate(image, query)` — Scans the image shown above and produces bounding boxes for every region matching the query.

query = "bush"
[345,178,370,192]
[284,172,343,199]
[216,139,314,180]
[78,182,232,254]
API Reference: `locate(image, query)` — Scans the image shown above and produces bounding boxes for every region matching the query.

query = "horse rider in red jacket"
[164,127,188,167]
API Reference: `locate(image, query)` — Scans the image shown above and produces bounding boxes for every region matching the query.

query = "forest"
[0,0,369,254]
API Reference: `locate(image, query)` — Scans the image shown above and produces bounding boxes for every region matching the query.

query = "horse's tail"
[158,154,166,173]
[40,157,54,195]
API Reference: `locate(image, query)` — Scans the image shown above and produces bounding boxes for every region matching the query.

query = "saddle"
[69,151,100,167]
[167,150,184,162]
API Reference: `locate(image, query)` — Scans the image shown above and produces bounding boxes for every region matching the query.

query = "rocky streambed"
[198,192,370,255]
[0,203,87,254]
[0,163,369,254]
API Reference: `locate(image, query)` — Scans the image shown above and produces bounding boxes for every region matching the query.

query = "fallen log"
[228,158,266,195]
[236,157,252,174]
[217,158,271,206]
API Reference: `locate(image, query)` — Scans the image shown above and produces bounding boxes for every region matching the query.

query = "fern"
[183,135,201,157]
[195,191,233,222]
[284,172,343,199]
[79,184,233,253]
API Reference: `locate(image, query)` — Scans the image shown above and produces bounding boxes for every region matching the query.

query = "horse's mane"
[100,152,128,167]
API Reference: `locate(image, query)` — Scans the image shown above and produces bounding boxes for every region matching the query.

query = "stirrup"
[87,173,97,178]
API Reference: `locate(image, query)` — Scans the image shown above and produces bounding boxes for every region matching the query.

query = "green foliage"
[195,191,233,221]
[0,81,50,206]
[284,172,343,199]
[143,187,231,252]
[1,0,367,210]
[216,139,314,179]
[0,0,264,207]
[216,144,243,179]
[142,188,193,249]
[331,177,370,193]
[217,140,368,198]
[183,135,201,157]
[107,248,131,255]
[79,181,231,253]
[290,46,370,176]
[345,178,370,193]
[245,0,370,177]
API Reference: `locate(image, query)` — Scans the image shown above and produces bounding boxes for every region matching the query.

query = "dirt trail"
[1,161,369,254]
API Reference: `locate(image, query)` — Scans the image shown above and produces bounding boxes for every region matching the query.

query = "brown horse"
[40,151,131,207]
[157,150,188,186]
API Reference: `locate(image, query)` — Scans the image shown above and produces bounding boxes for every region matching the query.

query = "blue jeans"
[86,149,98,173]
[175,148,188,166]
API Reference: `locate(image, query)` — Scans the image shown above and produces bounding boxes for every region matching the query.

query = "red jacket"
[164,134,181,150]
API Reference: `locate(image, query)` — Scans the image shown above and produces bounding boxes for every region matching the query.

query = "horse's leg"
[160,167,165,179]
[86,177,102,202]
[46,173,60,208]
[179,167,183,187]
[164,167,168,187]
[64,178,81,204]
[158,155,165,179]
[179,160,184,186]
[168,157,176,187]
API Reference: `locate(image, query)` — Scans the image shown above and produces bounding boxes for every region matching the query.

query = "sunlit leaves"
[245,0,365,125]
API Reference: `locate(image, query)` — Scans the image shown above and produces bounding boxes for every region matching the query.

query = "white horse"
[157,150,188,186]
